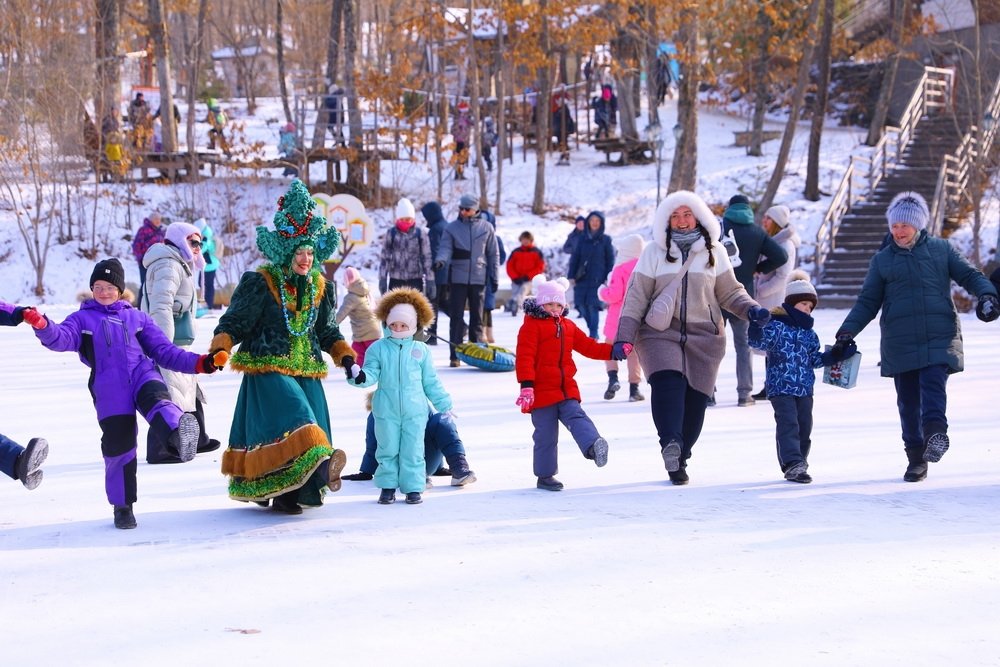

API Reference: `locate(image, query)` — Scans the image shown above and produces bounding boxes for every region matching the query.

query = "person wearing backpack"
[379,198,435,303]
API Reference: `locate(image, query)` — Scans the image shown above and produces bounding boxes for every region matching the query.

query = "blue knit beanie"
[886,191,929,231]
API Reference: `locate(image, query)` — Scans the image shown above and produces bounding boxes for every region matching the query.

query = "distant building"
[211,44,279,98]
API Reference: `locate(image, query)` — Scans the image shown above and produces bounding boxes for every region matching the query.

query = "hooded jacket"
[754,225,801,311]
[616,191,758,396]
[335,276,382,342]
[422,202,449,287]
[141,241,198,343]
[515,298,613,410]
[568,211,615,287]
[435,211,499,287]
[748,305,825,397]
[721,201,788,297]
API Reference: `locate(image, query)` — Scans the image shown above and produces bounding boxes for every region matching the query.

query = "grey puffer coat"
[435,214,499,287]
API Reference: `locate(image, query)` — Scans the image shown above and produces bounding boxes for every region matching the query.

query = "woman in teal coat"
[835,192,999,482]
[347,287,452,505]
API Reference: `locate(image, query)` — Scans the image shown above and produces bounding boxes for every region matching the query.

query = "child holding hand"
[346,287,452,505]
[515,277,630,491]
[748,272,856,483]
[1,300,48,489]
[23,258,225,529]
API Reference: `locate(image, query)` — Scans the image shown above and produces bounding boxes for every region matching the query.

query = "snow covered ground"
[2,96,1000,664]
[3,305,1000,665]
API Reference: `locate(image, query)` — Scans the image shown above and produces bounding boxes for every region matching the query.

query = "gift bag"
[823,347,861,389]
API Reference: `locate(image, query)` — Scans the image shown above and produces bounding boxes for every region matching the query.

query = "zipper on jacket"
[556,317,567,397]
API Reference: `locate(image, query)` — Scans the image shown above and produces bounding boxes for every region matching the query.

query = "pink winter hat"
[536,278,570,307]
[342,267,362,286]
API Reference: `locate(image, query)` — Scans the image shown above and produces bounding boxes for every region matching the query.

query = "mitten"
[341,355,356,380]
[21,308,47,330]
[747,305,770,326]
[976,294,1000,322]
[425,279,437,301]
[611,342,633,361]
[831,329,855,358]
[378,278,387,294]
[353,369,367,385]
[821,339,857,366]
[433,260,445,272]
[210,350,229,369]
[515,387,535,414]
[197,354,219,374]
[11,306,28,325]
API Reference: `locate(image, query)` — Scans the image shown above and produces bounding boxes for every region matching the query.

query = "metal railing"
[814,66,954,282]
[929,75,1000,235]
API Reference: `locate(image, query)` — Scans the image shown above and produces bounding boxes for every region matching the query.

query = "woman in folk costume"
[209,179,351,514]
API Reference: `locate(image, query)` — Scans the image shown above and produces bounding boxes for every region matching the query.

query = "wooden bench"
[592,137,656,165]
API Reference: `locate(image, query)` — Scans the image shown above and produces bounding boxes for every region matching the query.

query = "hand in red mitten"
[515,387,535,414]
[21,308,47,330]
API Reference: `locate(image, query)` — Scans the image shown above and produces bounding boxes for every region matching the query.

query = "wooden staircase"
[816,114,967,308]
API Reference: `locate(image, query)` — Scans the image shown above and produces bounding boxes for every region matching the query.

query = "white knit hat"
[885,191,929,231]
[387,303,418,339]
[395,197,416,220]
[614,234,645,263]
[784,269,817,308]
[764,205,790,229]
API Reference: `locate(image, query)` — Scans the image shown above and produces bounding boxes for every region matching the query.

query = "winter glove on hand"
[976,294,1000,322]
[378,278,387,294]
[197,354,219,374]
[433,260,445,272]
[210,350,229,369]
[21,308,47,330]
[425,279,437,301]
[341,356,356,380]
[747,306,771,326]
[352,369,367,385]
[611,342,633,361]
[831,329,855,358]
[516,388,535,414]
[490,279,499,294]
[11,306,29,325]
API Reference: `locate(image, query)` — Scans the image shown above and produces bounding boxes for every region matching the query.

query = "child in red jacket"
[515,278,630,491]
[505,231,546,316]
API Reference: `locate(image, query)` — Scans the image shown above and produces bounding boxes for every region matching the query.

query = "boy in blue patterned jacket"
[748,271,856,483]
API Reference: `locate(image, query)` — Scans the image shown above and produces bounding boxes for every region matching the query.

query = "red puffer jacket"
[506,245,545,282]
[515,299,611,410]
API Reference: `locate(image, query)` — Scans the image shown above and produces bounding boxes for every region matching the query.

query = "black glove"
[11,306,29,325]
[831,330,855,359]
[611,342,633,361]
[341,356,356,380]
[747,305,770,326]
[378,278,387,294]
[976,294,1000,322]
[489,281,499,294]
[425,279,437,301]
[353,369,367,385]
[433,260,445,272]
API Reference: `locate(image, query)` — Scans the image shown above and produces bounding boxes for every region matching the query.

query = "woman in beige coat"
[615,191,770,484]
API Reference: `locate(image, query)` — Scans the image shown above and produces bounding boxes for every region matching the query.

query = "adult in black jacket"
[721,195,788,406]
[422,200,449,345]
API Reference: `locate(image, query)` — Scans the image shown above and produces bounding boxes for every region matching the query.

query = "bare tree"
[805,0,834,201]
[276,0,292,124]
[866,0,910,146]
[147,0,178,153]
[669,3,699,192]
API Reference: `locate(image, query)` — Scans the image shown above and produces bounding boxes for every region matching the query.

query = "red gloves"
[197,350,230,374]
[516,387,535,414]
[21,308,46,330]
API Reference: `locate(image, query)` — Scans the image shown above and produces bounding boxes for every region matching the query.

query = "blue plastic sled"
[455,342,516,372]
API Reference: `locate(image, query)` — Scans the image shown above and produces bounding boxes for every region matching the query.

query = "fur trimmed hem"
[228,447,330,502]
[221,423,330,480]
[329,339,354,365]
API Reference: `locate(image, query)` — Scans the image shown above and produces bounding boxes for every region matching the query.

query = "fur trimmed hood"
[651,190,721,251]
[375,286,434,329]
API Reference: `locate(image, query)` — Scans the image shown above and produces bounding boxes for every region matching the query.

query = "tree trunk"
[276,0,292,124]
[758,0,822,217]
[669,4,698,192]
[94,0,121,140]
[313,0,344,149]
[866,0,908,146]
[184,0,208,155]
[531,0,551,216]
[344,0,365,193]
[644,4,659,128]
[493,0,505,215]
[748,6,771,157]
[805,0,834,200]
[468,0,487,203]
[147,0,177,154]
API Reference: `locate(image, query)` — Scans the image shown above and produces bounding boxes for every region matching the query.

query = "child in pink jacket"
[598,234,645,401]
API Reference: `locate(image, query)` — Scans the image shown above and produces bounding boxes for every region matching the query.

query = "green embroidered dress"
[214,265,350,504]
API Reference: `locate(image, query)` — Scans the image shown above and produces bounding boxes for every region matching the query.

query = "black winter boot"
[405,491,423,505]
[15,437,48,490]
[536,476,564,491]
[629,383,645,402]
[668,469,689,485]
[923,426,950,463]
[604,372,620,400]
[904,448,928,482]
[271,491,303,515]
[447,455,477,486]
[113,504,137,529]
[342,471,374,481]
[378,488,396,504]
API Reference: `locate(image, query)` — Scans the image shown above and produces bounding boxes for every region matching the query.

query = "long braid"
[665,225,677,263]
[699,225,716,268]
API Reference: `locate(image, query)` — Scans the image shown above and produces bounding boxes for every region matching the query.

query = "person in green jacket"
[834,192,999,482]
[346,287,453,505]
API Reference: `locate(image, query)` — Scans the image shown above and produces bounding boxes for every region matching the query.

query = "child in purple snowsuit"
[23,259,220,529]
[0,300,48,489]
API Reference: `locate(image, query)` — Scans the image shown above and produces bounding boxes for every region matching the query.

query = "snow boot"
[113,504,137,529]
[784,461,809,482]
[405,492,423,505]
[448,455,477,486]
[271,491,303,515]
[536,476,564,491]
[585,437,609,468]
[629,383,645,402]
[604,373,620,400]
[923,428,950,463]
[168,413,200,463]
[668,469,689,486]
[378,488,396,505]
[661,440,681,472]
[197,438,221,454]
[904,447,928,482]
[15,437,48,490]
[342,471,374,481]
[433,466,452,476]
[484,326,495,344]
[324,449,347,493]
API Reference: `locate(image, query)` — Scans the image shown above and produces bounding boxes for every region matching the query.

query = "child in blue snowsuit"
[0,300,48,489]
[341,393,476,487]
[748,273,856,483]
[23,258,222,529]
[347,287,452,505]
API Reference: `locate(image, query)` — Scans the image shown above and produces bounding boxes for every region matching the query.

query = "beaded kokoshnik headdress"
[256,179,341,268]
